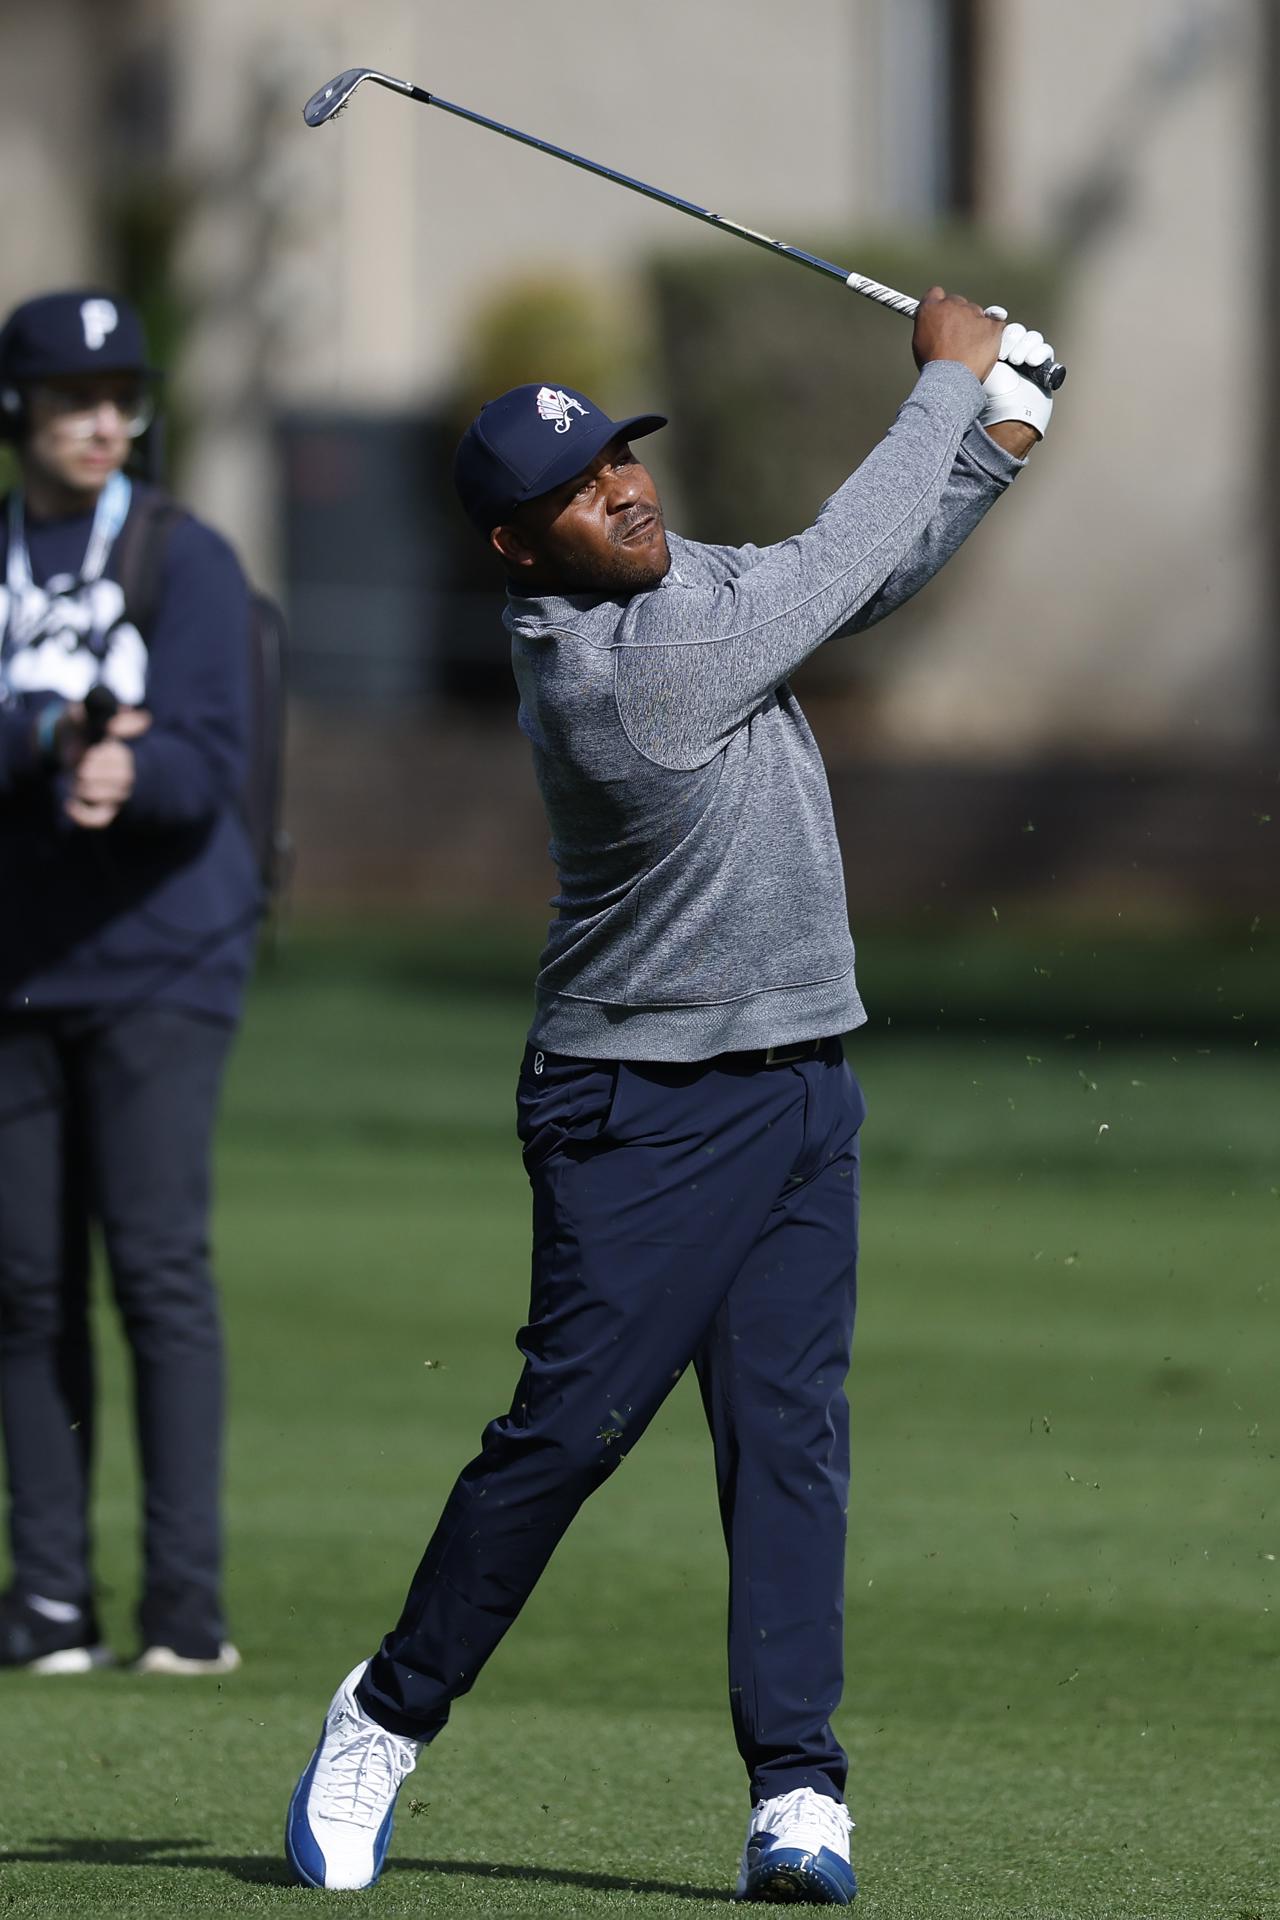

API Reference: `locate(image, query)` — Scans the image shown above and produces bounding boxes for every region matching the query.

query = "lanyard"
[4,471,132,659]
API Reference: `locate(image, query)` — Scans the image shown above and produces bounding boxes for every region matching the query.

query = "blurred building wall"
[0,0,104,287]
[0,0,1269,758]
[162,0,870,583]
[165,0,1271,755]
[876,0,1265,755]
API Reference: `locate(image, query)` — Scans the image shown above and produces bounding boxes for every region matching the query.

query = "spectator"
[0,289,258,1675]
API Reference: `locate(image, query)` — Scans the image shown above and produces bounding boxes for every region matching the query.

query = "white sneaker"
[0,1591,113,1673]
[285,1661,421,1890]
[735,1785,857,1904]
[133,1642,241,1676]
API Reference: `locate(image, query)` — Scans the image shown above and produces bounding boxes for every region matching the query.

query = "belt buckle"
[764,1040,808,1066]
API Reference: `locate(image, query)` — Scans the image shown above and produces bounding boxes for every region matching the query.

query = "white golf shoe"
[285,1661,421,1889]
[132,1641,241,1676]
[735,1785,857,1904]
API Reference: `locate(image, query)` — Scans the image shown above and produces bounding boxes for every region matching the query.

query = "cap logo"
[535,386,588,434]
[81,299,118,352]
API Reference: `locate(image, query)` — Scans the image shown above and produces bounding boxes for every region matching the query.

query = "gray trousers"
[0,1006,233,1646]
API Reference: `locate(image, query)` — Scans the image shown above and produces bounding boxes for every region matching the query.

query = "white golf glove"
[978,306,1055,440]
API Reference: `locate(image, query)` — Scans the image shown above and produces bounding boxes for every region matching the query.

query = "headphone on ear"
[0,385,25,442]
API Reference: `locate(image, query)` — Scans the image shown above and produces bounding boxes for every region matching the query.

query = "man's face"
[21,374,151,498]
[494,436,670,596]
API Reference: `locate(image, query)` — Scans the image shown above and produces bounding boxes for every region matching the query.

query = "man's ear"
[491,522,536,571]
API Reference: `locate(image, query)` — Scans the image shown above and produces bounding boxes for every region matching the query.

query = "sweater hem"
[529,971,867,1063]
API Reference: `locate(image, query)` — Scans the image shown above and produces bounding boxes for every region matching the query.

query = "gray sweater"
[507,360,1023,1062]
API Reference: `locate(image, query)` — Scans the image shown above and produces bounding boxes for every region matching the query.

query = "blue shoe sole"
[740,1850,857,1905]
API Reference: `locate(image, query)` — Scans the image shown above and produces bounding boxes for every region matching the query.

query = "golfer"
[286,288,1055,1903]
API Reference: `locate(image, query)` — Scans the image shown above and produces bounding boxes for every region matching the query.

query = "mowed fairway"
[1,927,1275,1919]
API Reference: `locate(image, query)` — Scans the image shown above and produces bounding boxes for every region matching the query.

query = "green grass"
[1,927,1276,1918]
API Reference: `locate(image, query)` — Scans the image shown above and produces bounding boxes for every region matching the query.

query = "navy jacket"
[0,491,260,1022]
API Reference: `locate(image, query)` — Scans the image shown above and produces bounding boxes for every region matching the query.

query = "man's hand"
[978,310,1056,448]
[912,287,1005,385]
[64,707,151,830]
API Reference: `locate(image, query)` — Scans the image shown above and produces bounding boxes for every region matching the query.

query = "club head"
[302,67,413,128]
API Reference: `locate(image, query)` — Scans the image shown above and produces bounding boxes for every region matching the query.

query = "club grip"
[1019,356,1067,396]
[83,685,119,745]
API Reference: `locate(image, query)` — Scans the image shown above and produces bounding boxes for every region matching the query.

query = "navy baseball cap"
[454,382,666,535]
[0,289,157,385]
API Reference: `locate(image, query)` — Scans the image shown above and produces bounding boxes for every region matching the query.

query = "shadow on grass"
[0,1839,279,1884]
[3,1837,731,1903]
[389,1858,729,1903]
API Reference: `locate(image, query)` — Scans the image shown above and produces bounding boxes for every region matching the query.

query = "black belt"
[526,1037,840,1076]
[719,1036,839,1070]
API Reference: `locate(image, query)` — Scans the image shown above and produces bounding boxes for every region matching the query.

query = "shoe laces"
[313,1703,418,1829]
[755,1786,853,1856]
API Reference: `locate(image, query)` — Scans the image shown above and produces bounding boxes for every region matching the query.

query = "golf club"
[303,66,1066,397]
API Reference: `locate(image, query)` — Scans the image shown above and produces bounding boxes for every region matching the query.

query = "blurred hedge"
[450,274,655,435]
[647,229,1061,694]
[441,272,658,601]
[648,226,1062,548]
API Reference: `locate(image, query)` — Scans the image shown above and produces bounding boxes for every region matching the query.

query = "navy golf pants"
[0,1007,232,1645]
[360,1037,865,1804]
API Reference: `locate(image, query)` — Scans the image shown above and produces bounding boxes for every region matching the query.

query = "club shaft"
[318,71,1065,393]
[418,86,913,300]
[415,88,865,284]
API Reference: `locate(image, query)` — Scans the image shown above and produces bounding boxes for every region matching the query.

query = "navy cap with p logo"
[453,383,666,536]
[0,289,156,386]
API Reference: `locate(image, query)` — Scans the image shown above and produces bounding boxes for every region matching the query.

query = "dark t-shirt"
[0,492,260,1021]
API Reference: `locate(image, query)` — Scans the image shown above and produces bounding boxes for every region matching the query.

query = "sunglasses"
[33,383,157,440]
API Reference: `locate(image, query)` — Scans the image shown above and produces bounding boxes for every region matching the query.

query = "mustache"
[609,505,663,545]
